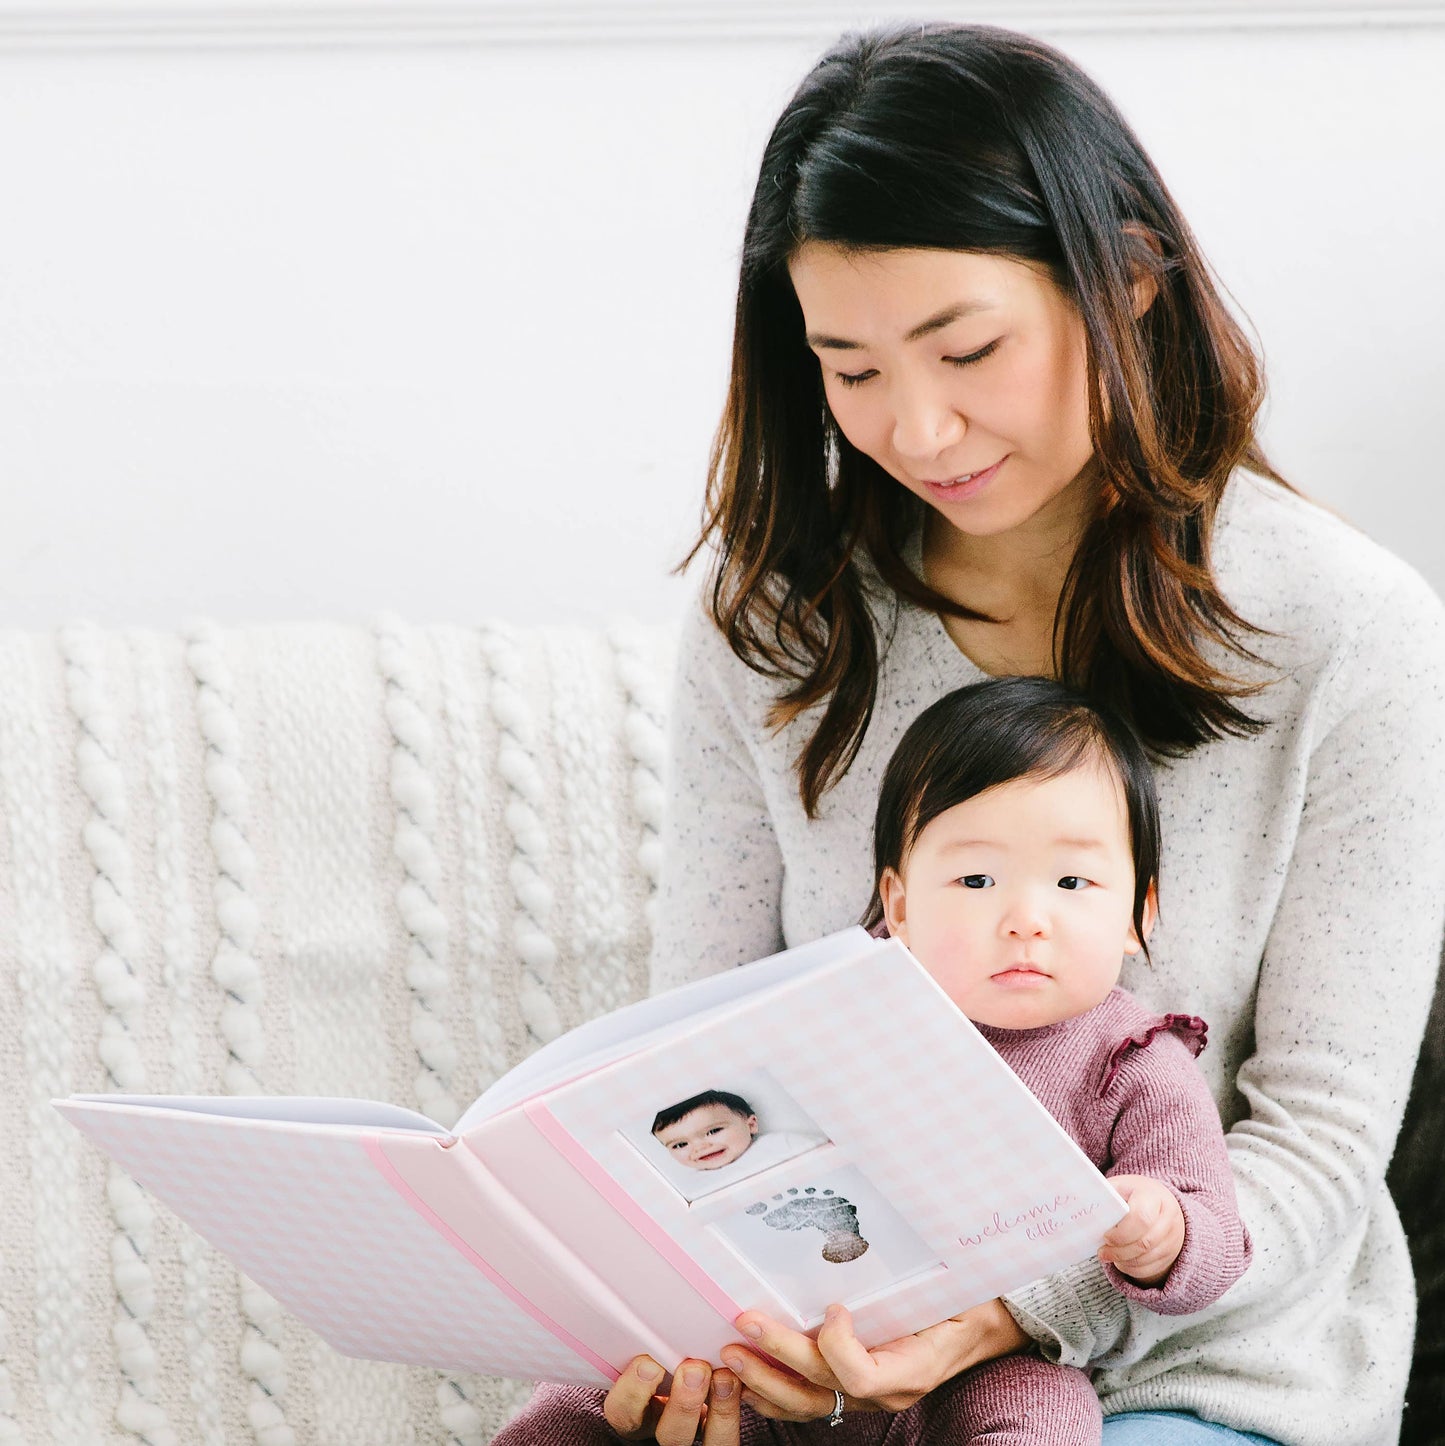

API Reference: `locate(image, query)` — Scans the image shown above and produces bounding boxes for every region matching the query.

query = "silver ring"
[826,1388,845,1427]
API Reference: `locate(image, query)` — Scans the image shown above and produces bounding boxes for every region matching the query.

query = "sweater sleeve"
[647,602,787,994]
[1099,1027,1252,1314]
[1004,568,1445,1368]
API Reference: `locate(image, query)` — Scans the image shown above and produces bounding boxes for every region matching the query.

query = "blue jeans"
[1105,1412,1281,1443]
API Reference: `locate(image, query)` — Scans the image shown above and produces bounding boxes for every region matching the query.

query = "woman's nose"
[890,385,966,462]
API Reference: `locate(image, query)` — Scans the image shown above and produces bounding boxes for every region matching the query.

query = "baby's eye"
[1057,876,1092,891]
[669,1140,687,1150]
[960,874,994,889]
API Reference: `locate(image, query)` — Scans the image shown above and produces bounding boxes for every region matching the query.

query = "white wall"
[0,7,1441,629]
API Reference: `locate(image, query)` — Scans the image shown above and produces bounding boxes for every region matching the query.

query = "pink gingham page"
[53,1100,611,1386]
[536,939,1126,1356]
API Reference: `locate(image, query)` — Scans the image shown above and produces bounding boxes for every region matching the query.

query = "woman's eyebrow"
[806,298,1000,351]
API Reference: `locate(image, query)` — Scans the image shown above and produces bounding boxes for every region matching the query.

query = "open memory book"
[57,927,1126,1388]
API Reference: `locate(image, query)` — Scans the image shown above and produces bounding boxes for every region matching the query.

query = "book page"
[456,927,878,1132]
[529,942,1127,1355]
[63,1093,447,1133]
[55,1100,610,1384]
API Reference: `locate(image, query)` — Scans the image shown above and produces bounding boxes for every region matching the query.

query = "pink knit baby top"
[976,987,1252,1314]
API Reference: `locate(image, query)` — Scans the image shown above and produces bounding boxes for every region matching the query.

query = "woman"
[499,22,1445,1445]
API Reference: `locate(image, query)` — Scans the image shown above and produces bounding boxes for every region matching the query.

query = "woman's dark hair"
[863,677,1159,960]
[651,1089,755,1136]
[687,22,1284,817]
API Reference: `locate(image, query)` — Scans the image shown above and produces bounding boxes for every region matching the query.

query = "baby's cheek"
[926,926,978,975]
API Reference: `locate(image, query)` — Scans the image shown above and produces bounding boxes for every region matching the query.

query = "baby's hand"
[1098,1175,1185,1287]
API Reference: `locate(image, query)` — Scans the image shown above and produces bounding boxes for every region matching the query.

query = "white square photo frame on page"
[536,941,1127,1344]
[618,1066,942,1325]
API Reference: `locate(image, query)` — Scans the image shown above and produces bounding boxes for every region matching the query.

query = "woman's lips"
[920,455,1007,504]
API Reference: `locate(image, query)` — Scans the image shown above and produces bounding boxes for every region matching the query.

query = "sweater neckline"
[970,989,1124,1047]
[897,469,1248,678]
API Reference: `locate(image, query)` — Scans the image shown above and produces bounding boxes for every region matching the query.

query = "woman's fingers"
[601,1356,667,1439]
[654,1362,714,1446]
[701,1369,742,1444]
[720,1342,840,1423]
[602,1357,715,1444]
[815,1304,886,1396]
[815,1304,960,1411]
[730,1313,834,1385]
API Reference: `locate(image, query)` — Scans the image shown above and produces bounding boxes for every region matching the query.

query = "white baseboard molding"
[0,1,1441,51]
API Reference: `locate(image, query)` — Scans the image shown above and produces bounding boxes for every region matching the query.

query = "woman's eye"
[834,368,878,388]
[1057,876,1092,891]
[944,339,1002,369]
[960,874,994,889]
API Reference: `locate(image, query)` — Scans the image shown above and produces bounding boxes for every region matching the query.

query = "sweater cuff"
[1103,1191,1251,1316]
[1003,1260,1131,1368]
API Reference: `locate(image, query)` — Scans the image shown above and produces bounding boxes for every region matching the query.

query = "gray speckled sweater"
[648,473,1445,1446]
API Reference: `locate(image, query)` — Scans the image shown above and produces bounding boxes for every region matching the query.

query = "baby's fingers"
[1102,1205,1159,1250]
[1102,1178,1163,1246]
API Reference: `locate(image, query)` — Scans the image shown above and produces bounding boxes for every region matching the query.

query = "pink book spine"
[462,1105,754,1371]
[524,1100,744,1324]
[371,1131,689,1378]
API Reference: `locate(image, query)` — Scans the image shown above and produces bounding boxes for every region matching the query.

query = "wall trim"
[0,1,1442,51]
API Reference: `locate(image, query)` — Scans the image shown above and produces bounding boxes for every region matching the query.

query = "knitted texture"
[497,1361,1102,1444]
[0,618,675,1445]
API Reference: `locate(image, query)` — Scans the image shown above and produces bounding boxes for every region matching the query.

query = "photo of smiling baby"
[648,1088,825,1202]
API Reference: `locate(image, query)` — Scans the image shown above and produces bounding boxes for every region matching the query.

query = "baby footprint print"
[745,1186,870,1263]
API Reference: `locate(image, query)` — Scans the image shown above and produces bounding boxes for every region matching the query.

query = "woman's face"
[787,243,1095,539]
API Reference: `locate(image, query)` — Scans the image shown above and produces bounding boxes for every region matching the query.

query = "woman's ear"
[1124,881,1160,955]
[1124,225,1162,320]
[879,866,909,945]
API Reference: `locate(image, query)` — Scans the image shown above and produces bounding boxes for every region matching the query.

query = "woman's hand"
[1098,1174,1186,1286]
[602,1356,741,1444]
[719,1298,1028,1423]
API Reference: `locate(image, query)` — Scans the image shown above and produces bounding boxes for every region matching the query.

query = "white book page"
[541,941,1129,1352]
[61,1094,447,1133]
[456,928,880,1132]
[59,929,881,1137]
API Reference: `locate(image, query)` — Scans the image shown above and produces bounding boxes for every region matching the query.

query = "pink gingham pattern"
[56,1101,610,1386]
[544,940,1123,1349]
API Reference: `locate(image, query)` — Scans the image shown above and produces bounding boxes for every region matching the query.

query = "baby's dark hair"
[863,677,1160,959]
[651,1089,756,1136]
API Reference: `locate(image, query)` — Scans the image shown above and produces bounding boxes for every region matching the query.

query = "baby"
[862,676,1252,1444]
[651,1090,823,1202]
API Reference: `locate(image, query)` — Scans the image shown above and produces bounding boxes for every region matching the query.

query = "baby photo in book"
[634,1069,827,1202]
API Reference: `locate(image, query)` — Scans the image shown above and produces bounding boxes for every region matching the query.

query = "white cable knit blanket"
[0,617,676,1446]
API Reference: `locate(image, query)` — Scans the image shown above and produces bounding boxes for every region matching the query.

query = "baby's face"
[654,1104,758,1170]
[882,762,1151,1029]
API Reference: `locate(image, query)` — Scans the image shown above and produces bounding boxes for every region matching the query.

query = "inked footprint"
[745,1186,870,1263]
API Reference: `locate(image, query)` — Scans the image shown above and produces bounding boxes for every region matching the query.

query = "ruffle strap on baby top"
[1098,1013,1208,1096]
